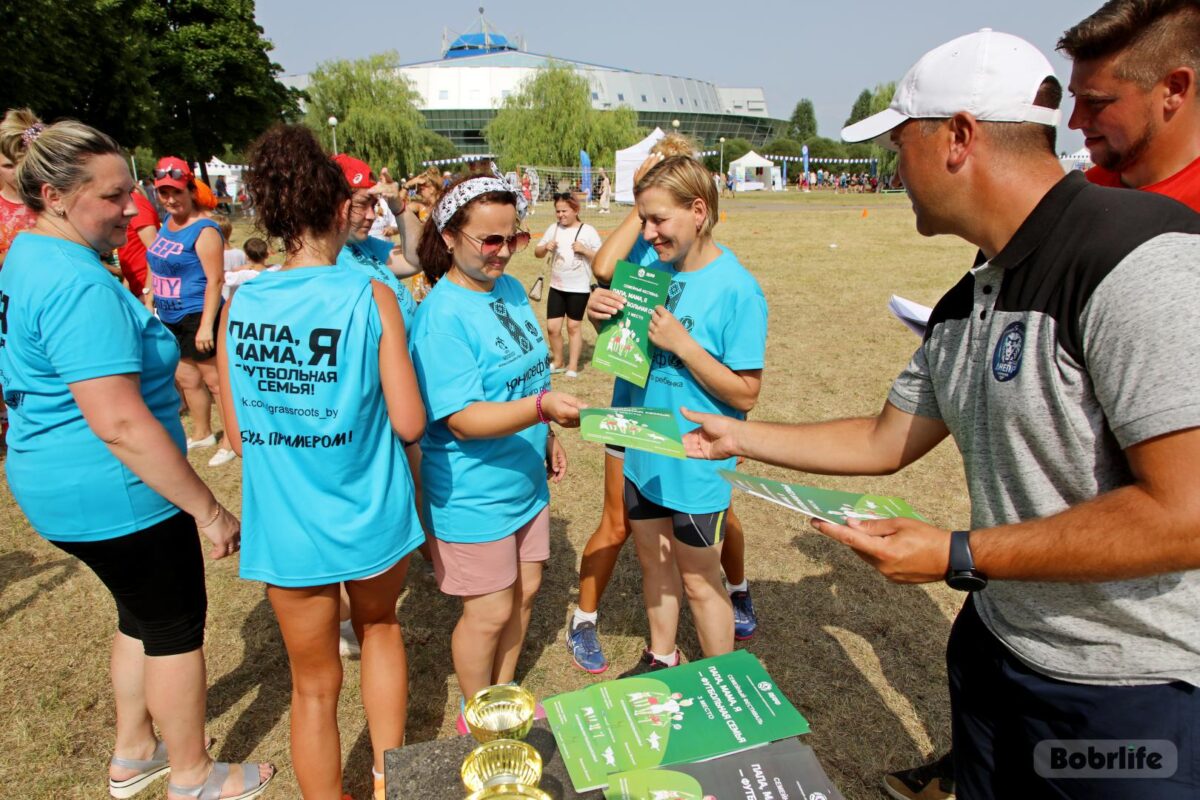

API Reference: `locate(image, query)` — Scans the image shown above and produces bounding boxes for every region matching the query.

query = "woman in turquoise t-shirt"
[586,155,768,677]
[217,126,425,800]
[410,173,584,719]
[0,115,272,799]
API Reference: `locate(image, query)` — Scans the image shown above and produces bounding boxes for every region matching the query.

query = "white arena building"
[285,13,787,155]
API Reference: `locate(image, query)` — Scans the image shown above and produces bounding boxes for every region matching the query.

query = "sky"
[255,0,1105,154]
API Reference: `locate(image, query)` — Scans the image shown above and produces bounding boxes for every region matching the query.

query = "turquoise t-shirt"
[0,234,185,541]
[624,246,768,513]
[609,236,658,408]
[411,274,551,542]
[226,265,423,586]
[336,237,418,333]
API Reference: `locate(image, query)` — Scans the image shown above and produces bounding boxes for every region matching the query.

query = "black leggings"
[52,512,207,656]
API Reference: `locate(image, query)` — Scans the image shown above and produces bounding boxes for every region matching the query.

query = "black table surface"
[385,719,603,800]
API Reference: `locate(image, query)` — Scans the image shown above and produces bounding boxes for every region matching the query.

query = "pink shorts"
[428,506,550,596]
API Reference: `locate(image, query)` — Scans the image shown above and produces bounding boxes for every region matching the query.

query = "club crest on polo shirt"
[992,321,1025,382]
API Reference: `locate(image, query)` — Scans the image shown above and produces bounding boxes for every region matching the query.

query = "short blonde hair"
[1,108,122,212]
[650,132,698,158]
[634,155,719,237]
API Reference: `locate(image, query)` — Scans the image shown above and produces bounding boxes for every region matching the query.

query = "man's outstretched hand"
[680,407,742,461]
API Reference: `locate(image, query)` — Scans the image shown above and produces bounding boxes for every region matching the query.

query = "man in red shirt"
[1059,0,1200,210]
[115,186,160,306]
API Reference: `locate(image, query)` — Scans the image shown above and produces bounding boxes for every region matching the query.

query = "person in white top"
[534,193,601,377]
[222,237,278,300]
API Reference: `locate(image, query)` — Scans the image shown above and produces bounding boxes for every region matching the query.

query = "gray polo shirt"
[889,172,1200,686]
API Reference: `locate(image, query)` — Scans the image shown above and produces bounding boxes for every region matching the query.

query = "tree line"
[1,0,300,179]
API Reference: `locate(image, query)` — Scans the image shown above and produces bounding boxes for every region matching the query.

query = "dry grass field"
[0,189,979,799]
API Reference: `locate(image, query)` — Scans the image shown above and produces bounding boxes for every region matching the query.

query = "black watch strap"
[946,530,988,592]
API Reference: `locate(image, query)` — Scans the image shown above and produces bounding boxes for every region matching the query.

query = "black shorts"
[949,597,1200,798]
[51,512,207,656]
[547,287,589,321]
[623,478,727,548]
[163,311,220,361]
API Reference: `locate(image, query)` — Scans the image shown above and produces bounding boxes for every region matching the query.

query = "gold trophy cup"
[464,785,552,800]
[462,685,536,742]
[460,739,542,792]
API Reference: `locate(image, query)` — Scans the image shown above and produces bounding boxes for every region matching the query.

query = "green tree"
[762,138,803,158]
[1,0,158,148]
[802,136,848,160]
[703,137,753,173]
[302,52,454,176]
[139,0,300,176]
[844,89,874,128]
[1,0,296,174]
[866,81,899,175]
[788,99,818,141]
[485,63,639,168]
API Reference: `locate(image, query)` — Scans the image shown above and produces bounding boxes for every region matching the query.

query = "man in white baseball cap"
[843,28,1061,147]
[685,27,1200,800]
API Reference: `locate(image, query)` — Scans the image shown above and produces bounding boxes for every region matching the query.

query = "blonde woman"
[0,110,272,800]
[565,136,759,674]
[585,154,767,676]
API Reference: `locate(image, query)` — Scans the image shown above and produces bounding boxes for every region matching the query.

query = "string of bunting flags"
[419,153,498,167]
[766,155,878,165]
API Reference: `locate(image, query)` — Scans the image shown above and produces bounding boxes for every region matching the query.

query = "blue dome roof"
[445,31,517,59]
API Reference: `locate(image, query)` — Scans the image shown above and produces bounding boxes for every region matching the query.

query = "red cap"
[153,156,193,191]
[333,154,376,190]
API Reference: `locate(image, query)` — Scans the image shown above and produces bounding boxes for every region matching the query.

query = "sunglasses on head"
[154,167,188,181]
[459,230,531,256]
[553,192,573,201]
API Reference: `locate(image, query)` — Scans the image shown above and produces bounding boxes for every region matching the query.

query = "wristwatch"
[945,530,988,592]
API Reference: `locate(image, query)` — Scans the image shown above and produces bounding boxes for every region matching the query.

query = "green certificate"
[592,259,672,387]
[580,407,686,459]
[547,650,812,793]
[719,469,927,524]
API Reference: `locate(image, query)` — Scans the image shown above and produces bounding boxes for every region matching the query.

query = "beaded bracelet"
[535,388,550,424]
[197,504,222,528]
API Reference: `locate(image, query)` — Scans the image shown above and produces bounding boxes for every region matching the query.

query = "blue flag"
[580,150,593,196]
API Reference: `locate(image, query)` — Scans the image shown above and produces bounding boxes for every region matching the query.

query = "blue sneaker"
[731,589,758,640]
[567,620,609,674]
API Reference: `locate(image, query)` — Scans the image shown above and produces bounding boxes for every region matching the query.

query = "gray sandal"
[109,740,170,798]
[168,761,274,800]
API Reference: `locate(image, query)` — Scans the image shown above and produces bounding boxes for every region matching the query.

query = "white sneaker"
[549,366,566,375]
[187,434,216,450]
[207,448,236,467]
[339,622,360,658]
[566,370,579,378]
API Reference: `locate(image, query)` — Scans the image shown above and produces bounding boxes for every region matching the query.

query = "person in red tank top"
[115,187,160,302]
[1058,0,1200,211]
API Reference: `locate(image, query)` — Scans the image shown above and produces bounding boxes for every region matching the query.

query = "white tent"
[1060,147,1093,173]
[728,150,779,192]
[614,128,665,204]
[205,157,246,196]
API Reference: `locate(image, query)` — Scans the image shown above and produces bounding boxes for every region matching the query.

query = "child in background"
[218,217,246,270]
[222,237,277,300]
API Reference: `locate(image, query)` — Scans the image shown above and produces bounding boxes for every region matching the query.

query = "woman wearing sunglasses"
[147,156,235,467]
[411,174,584,723]
[534,192,600,378]
[217,125,425,800]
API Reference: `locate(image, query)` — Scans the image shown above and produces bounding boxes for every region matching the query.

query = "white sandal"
[109,740,169,798]
[168,761,274,800]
